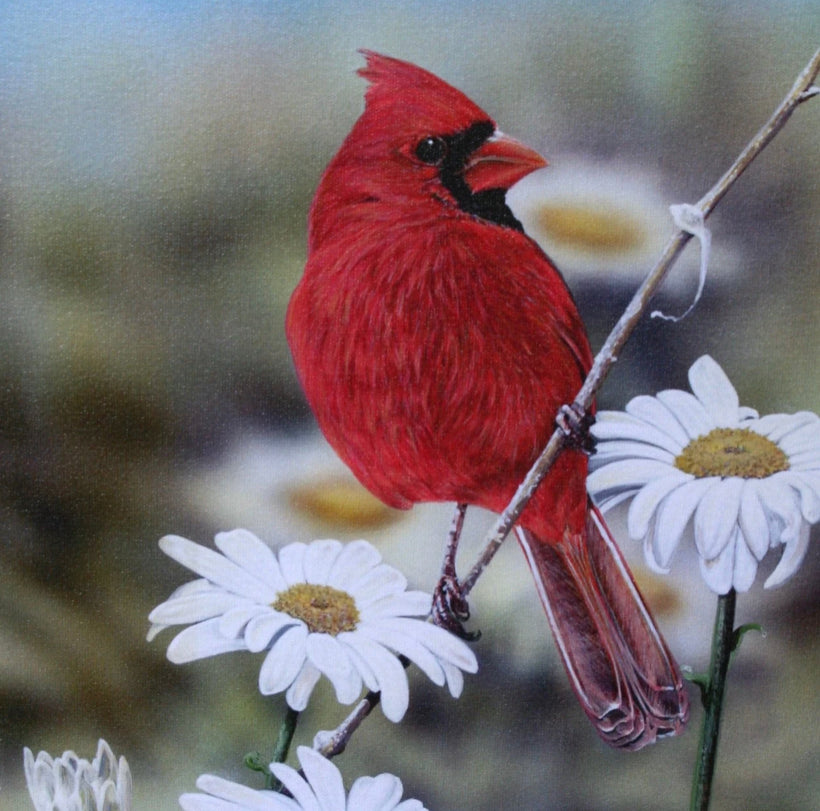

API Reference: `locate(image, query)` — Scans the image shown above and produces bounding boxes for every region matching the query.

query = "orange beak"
[463,130,547,193]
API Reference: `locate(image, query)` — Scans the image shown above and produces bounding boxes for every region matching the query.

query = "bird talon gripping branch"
[432,575,479,641]
[557,403,597,454]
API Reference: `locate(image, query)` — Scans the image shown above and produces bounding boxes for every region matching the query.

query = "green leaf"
[244,751,270,776]
[731,622,763,654]
[684,669,711,708]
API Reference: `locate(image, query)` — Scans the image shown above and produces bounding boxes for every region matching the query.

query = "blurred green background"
[1,2,818,808]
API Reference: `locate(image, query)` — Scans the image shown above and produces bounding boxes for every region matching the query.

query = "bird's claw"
[557,403,597,454]
[432,575,480,641]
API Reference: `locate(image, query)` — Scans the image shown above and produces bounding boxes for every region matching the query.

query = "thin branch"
[440,502,468,580]
[315,691,381,758]
[460,47,820,597]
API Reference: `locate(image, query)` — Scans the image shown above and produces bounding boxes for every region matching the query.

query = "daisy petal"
[364,590,432,618]
[302,538,344,584]
[655,389,715,438]
[441,658,465,698]
[296,747,346,811]
[258,625,308,695]
[159,535,274,603]
[348,774,404,810]
[215,529,287,593]
[158,578,220,602]
[765,521,811,588]
[757,477,801,545]
[336,636,380,691]
[733,532,758,592]
[699,533,735,594]
[789,471,820,522]
[593,412,683,455]
[627,473,690,540]
[590,439,678,465]
[754,411,818,445]
[305,633,362,704]
[777,421,820,460]
[148,590,250,626]
[593,490,638,514]
[591,410,655,440]
[338,632,410,722]
[356,623,446,687]
[651,477,717,567]
[285,660,322,711]
[587,458,678,498]
[688,355,739,426]
[245,611,300,652]
[738,406,759,421]
[268,761,319,811]
[642,522,670,575]
[694,478,743,559]
[165,619,249,662]
[179,791,231,810]
[738,481,770,561]
[185,774,291,811]
[345,564,408,606]
[326,540,383,589]
[785,448,820,470]
[376,618,478,671]
[277,542,307,585]
[625,394,691,448]
[217,604,270,638]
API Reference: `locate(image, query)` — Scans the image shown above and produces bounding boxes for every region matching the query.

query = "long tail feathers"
[517,503,689,750]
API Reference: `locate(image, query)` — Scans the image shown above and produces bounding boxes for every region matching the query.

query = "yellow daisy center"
[536,203,647,253]
[674,427,790,479]
[273,583,360,635]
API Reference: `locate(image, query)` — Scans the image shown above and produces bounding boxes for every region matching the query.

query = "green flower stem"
[691,589,737,811]
[268,707,300,790]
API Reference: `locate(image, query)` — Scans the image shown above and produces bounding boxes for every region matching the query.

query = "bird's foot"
[432,502,479,640]
[432,573,480,641]
[557,403,597,454]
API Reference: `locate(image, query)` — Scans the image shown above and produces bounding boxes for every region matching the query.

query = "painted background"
[1,2,818,808]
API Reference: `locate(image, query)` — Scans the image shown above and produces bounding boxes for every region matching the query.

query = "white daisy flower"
[148,532,478,722]
[587,355,820,594]
[179,745,429,811]
[24,739,132,811]
[181,433,548,673]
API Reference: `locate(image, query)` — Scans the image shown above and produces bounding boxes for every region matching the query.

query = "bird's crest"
[357,50,493,135]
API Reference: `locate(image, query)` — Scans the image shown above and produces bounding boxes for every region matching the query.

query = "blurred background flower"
[1,2,817,809]
[23,739,131,811]
[507,159,742,290]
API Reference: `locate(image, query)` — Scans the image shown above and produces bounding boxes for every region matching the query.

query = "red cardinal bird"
[286,51,688,749]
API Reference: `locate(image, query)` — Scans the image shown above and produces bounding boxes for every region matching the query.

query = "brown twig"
[315,691,381,759]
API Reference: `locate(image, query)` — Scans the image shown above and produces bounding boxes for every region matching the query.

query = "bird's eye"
[414,136,448,165]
